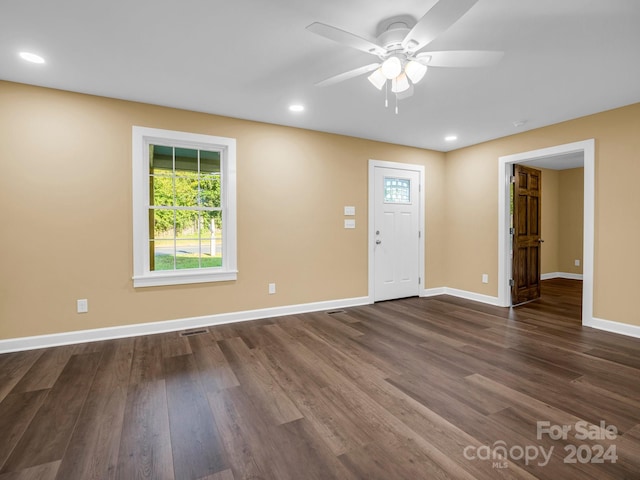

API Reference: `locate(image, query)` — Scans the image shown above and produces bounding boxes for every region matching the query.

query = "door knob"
[375,240,382,245]
[538,239,545,243]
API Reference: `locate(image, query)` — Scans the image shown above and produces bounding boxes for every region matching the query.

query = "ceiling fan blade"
[315,63,381,87]
[402,0,479,52]
[307,22,386,56]
[417,50,503,67]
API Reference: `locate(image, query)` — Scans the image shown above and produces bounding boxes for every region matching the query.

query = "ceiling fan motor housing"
[377,23,411,55]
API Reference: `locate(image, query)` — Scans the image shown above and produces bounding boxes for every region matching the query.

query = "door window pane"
[384,177,411,203]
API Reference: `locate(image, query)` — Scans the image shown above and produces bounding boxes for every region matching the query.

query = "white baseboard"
[541,272,584,280]
[5,293,639,354]
[421,287,501,306]
[422,287,446,297]
[584,317,640,339]
[0,296,370,354]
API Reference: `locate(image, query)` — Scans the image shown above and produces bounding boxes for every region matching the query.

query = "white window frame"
[132,126,237,287]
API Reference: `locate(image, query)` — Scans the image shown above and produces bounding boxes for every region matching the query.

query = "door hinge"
[509,227,515,235]
[510,175,516,184]
[509,279,515,286]
[418,230,421,238]
[418,277,421,285]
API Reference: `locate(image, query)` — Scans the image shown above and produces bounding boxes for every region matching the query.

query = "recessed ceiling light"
[19,51,45,64]
[445,135,458,142]
[289,104,304,112]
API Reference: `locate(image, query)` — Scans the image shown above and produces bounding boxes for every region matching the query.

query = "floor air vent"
[326,309,347,315]
[179,328,209,337]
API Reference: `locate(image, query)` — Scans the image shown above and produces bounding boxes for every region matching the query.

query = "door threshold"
[511,298,540,307]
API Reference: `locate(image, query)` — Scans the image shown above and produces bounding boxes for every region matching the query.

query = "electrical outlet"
[482,274,489,284]
[268,283,276,295]
[77,299,88,313]
[574,259,581,267]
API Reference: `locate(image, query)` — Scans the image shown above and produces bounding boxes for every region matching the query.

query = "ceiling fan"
[306,0,503,110]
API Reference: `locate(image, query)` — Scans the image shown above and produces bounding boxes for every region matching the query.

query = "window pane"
[384,176,411,203]
[201,150,221,174]
[174,147,198,173]
[151,176,174,206]
[150,209,176,271]
[152,240,175,271]
[175,211,199,269]
[151,209,175,239]
[174,176,198,207]
[199,174,221,208]
[175,241,201,269]
[150,145,174,171]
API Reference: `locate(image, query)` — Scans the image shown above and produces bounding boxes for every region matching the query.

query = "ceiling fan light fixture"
[367,68,387,90]
[381,56,402,79]
[391,73,410,93]
[405,60,427,84]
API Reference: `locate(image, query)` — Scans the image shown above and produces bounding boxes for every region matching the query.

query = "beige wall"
[540,168,560,274]
[540,167,584,275]
[0,81,446,339]
[2,80,639,340]
[445,103,640,326]
[558,168,584,274]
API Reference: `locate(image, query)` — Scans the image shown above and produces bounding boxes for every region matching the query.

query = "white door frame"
[498,139,595,324]
[368,160,425,303]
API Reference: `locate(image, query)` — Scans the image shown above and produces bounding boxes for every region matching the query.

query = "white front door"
[373,165,421,301]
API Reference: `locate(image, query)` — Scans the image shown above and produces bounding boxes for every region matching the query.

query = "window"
[383,176,411,203]
[132,126,237,287]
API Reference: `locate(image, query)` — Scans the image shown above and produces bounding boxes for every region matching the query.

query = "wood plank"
[206,387,274,480]
[55,338,134,480]
[0,461,60,480]
[161,332,192,358]
[129,334,164,385]
[9,345,78,393]
[198,469,235,480]
[253,329,371,455]
[188,334,239,394]
[0,350,42,403]
[164,354,227,480]
[217,337,303,426]
[0,353,102,473]
[116,380,174,480]
[0,390,48,469]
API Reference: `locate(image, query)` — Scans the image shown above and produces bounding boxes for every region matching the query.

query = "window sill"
[133,269,238,288]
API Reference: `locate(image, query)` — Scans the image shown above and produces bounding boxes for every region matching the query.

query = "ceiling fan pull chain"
[395,95,399,114]
[385,81,389,108]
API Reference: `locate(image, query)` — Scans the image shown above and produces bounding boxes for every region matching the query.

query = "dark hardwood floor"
[1,279,639,479]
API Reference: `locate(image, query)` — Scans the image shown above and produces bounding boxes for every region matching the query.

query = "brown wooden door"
[512,164,542,305]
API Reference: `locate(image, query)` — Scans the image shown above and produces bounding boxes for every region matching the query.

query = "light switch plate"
[77,299,88,313]
[344,206,356,216]
[344,219,356,229]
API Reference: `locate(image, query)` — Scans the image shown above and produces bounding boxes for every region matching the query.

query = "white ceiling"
[521,152,584,170]
[2,0,639,152]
